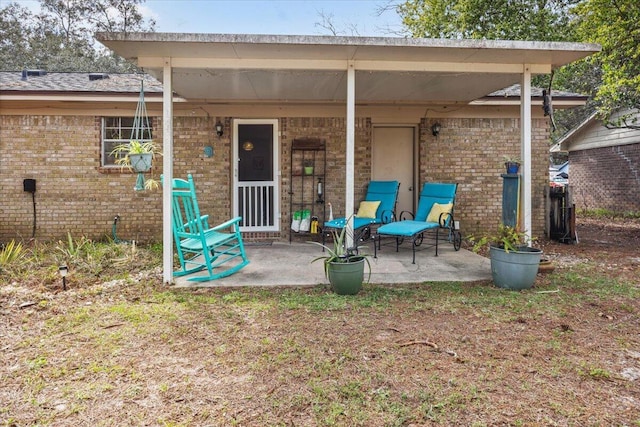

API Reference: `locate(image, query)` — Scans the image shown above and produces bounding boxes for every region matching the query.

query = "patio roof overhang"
[95,33,600,285]
[96,33,598,104]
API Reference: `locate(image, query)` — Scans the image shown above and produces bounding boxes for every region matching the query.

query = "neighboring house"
[557,111,640,213]
[1,34,598,248]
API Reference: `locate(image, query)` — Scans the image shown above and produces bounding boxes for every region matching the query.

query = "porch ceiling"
[96,33,600,104]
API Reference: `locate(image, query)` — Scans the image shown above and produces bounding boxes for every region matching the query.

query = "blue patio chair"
[323,180,400,250]
[163,174,249,282]
[374,182,462,263]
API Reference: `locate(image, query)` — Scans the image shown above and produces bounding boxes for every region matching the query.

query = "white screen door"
[233,119,280,232]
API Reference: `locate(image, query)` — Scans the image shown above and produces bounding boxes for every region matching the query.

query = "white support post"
[162,58,174,284]
[520,65,532,243]
[345,61,356,249]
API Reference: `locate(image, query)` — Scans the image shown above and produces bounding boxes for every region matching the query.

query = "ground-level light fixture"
[59,265,68,290]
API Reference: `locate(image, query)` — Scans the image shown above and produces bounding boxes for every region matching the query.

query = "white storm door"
[372,126,415,214]
[233,119,280,232]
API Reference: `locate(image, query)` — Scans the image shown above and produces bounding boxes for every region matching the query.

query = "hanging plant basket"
[129,153,153,173]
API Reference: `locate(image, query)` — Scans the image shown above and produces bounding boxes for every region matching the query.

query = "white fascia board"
[355,61,550,74]
[139,57,348,70]
[470,99,585,107]
[138,56,551,74]
[0,94,184,102]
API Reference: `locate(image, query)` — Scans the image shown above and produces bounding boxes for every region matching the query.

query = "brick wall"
[0,115,163,242]
[569,143,640,213]
[419,118,549,237]
[1,113,550,243]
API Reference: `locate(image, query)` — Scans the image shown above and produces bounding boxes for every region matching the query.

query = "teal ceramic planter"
[129,153,153,173]
[327,257,365,295]
[489,245,542,290]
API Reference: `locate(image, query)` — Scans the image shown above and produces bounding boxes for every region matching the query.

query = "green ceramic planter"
[327,257,365,295]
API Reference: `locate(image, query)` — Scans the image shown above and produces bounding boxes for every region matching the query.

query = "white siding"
[567,111,640,152]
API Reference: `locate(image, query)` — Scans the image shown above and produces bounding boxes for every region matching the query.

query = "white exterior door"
[233,119,280,232]
[372,126,415,214]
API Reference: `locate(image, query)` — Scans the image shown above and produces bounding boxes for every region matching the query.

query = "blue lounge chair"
[323,180,400,250]
[164,174,249,282]
[374,182,461,263]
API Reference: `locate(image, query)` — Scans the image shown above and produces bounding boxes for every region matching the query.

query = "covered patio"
[96,33,599,286]
[173,240,491,288]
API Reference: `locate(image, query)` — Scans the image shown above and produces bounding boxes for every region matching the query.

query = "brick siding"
[0,114,549,243]
[569,143,640,213]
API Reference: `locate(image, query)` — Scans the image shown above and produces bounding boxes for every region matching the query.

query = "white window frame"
[101,116,153,167]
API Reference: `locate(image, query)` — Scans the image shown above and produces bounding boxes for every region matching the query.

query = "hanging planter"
[110,140,162,191]
[109,79,162,191]
[129,152,152,173]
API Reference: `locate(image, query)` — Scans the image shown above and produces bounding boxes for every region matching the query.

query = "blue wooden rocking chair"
[164,174,249,282]
[374,182,461,263]
[323,180,400,249]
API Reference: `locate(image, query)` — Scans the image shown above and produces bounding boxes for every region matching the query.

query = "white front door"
[372,126,416,214]
[233,119,280,232]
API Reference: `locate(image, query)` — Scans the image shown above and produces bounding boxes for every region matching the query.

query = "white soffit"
[96,33,600,103]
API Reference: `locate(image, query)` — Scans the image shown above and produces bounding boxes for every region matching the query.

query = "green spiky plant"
[309,221,371,283]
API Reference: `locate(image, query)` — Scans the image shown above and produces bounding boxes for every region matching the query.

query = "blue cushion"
[377,220,439,237]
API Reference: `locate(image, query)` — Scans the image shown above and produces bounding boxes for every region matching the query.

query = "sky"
[14,0,405,37]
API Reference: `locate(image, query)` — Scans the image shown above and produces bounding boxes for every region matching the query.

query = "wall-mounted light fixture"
[215,121,224,137]
[431,122,441,137]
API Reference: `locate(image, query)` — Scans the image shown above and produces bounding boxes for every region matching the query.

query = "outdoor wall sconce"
[317,177,324,203]
[431,122,441,137]
[215,121,224,137]
[59,265,68,291]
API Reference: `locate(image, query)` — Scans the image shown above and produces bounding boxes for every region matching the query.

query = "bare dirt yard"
[1,217,639,426]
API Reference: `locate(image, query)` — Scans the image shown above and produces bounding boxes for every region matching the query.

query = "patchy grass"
[1,222,640,426]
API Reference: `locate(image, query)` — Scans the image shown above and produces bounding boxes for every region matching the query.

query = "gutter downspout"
[520,64,532,242]
[162,58,174,284]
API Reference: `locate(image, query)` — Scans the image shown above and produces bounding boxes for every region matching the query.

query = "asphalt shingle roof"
[0,71,162,93]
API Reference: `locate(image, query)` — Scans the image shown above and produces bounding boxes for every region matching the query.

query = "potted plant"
[110,140,163,190]
[502,155,521,174]
[471,224,542,290]
[303,159,314,175]
[309,224,371,295]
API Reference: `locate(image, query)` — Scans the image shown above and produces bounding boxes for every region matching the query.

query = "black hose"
[31,192,36,239]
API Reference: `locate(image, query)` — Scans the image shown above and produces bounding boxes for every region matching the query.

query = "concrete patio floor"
[172,239,492,288]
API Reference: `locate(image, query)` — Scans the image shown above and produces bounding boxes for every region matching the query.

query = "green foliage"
[577,208,640,219]
[309,223,372,282]
[470,224,534,253]
[110,140,163,190]
[397,0,579,41]
[110,140,162,165]
[0,0,155,72]
[56,232,92,262]
[0,239,29,272]
[572,0,640,122]
[397,0,639,131]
